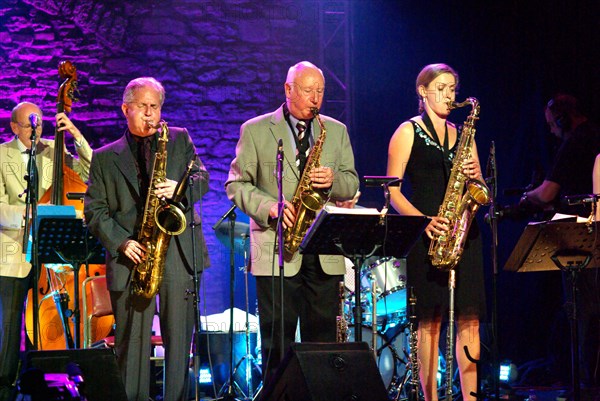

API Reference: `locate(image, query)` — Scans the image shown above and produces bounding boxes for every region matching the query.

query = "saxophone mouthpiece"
[146,120,167,132]
[310,107,320,116]
[447,101,459,110]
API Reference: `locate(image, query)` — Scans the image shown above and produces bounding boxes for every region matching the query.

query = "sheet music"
[323,205,381,215]
[549,213,589,223]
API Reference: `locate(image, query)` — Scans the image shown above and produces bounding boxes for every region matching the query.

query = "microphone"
[485,141,497,199]
[29,113,40,129]
[363,176,402,187]
[277,138,284,162]
[276,139,284,184]
[485,141,495,181]
[562,194,600,206]
[212,204,237,230]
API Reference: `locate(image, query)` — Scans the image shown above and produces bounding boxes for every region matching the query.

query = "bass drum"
[347,325,408,391]
[361,257,407,319]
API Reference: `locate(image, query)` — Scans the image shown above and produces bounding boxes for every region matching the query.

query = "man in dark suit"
[84,77,210,401]
[225,61,359,388]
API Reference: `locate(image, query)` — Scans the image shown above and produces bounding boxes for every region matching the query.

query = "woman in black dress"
[387,63,486,401]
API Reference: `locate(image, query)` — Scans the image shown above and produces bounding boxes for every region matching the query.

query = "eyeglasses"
[127,102,161,111]
[15,121,43,130]
[291,82,325,97]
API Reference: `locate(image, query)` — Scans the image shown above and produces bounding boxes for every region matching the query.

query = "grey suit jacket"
[0,136,92,278]
[84,127,210,291]
[226,105,359,277]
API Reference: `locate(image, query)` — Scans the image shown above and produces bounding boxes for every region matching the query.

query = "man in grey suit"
[226,61,359,388]
[84,77,210,401]
[0,101,91,401]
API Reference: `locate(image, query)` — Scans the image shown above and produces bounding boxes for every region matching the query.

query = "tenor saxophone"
[428,98,490,271]
[283,107,328,254]
[131,121,195,298]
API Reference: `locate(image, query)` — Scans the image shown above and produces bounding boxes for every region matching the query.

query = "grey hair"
[122,77,165,106]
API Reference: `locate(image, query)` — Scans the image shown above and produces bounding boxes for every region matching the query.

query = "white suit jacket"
[0,136,91,278]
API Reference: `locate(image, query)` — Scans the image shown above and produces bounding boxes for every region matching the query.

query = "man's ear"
[9,121,18,135]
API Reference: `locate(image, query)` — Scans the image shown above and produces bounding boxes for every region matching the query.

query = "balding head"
[10,102,43,149]
[284,61,325,120]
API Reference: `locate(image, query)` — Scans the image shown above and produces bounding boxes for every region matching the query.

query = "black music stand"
[300,209,429,342]
[504,221,600,401]
[36,218,105,349]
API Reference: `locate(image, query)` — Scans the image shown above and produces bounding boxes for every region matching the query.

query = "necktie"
[136,137,153,196]
[295,121,309,172]
[296,121,307,141]
[138,137,153,176]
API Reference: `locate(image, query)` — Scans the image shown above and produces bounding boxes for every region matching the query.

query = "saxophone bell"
[154,156,196,236]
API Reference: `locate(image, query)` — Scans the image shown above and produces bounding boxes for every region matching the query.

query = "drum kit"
[214,212,422,400]
[344,256,414,397]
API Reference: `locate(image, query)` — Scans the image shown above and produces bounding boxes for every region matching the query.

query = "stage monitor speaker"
[262,342,389,401]
[20,348,127,401]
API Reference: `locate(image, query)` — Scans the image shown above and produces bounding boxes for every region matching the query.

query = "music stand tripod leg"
[550,251,590,401]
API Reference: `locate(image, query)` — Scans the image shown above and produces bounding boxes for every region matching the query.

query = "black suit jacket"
[84,127,209,291]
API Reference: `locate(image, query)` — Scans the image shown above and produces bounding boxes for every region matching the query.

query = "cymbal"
[215,222,250,249]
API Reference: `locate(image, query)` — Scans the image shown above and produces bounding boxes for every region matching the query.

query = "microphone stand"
[212,204,241,401]
[276,140,285,362]
[189,173,202,401]
[240,233,261,400]
[485,141,500,401]
[22,117,40,349]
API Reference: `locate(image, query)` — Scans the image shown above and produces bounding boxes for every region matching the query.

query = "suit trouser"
[0,274,31,401]
[110,271,196,401]
[255,254,342,390]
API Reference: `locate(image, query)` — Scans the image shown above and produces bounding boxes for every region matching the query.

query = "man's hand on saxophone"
[269,200,296,230]
[119,239,147,264]
[155,179,178,200]
[309,166,334,189]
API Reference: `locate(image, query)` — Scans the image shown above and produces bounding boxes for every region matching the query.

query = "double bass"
[25,61,113,349]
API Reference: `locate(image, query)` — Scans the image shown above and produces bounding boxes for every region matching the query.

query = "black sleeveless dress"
[404,120,486,321]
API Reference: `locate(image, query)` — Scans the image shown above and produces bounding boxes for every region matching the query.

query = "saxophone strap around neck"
[421,112,449,152]
[421,111,453,180]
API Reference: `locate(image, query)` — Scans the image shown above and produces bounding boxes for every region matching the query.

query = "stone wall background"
[0,0,332,314]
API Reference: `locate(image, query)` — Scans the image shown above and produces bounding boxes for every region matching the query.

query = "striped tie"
[295,121,309,172]
[296,121,306,141]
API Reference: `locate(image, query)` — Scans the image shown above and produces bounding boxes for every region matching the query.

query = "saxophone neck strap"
[420,112,449,153]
